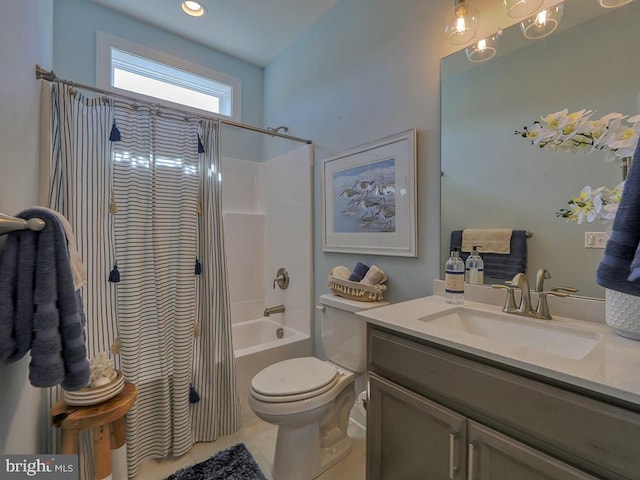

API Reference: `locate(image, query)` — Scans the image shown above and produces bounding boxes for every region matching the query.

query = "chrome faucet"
[264,304,285,316]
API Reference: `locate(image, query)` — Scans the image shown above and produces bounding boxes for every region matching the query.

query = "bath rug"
[164,443,267,480]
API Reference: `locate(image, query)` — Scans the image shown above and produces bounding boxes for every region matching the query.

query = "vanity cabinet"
[366,325,640,480]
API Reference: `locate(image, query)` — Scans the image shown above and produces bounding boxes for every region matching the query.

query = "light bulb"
[465,33,499,63]
[444,0,480,45]
[520,2,564,39]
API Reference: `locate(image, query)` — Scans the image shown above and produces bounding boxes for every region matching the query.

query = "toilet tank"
[319,294,390,373]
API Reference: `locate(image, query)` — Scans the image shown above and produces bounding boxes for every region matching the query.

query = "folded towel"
[360,265,388,285]
[461,229,513,254]
[348,262,369,282]
[331,266,351,280]
[451,230,528,280]
[0,208,90,390]
[597,140,640,294]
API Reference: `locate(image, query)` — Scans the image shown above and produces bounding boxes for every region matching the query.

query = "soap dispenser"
[445,247,465,304]
[465,245,484,285]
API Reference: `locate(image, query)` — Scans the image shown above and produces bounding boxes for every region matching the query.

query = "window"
[97,32,241,119]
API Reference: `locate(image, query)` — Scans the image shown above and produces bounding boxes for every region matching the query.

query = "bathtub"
[233,317,312,419]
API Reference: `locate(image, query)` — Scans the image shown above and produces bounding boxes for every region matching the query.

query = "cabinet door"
[467,421,598,480]
[367,374,467,480]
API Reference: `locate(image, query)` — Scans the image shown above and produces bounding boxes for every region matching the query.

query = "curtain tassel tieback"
[189,385,200,404]
[197,134,205,153]
[109,262,121,283]
[196,200,202,215]
[109,191,118,214]
[193,321,201,338]
[110,337,121,354]
[109,119,121,142]
[195,257,202,275]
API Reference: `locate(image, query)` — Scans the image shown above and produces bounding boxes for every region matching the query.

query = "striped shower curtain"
[46,84,119,470]
[44,84,241,478]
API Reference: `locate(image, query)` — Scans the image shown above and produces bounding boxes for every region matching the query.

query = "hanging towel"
[0,208,90,390]
[0,229,36,363]
[597,141,640,295]
[461,229,513,254]
[451,230,528,280]
[36,206,87,290]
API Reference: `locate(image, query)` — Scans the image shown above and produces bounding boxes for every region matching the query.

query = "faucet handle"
[552,286,579,294]
[536,290,569,319]
[491,284,517,312]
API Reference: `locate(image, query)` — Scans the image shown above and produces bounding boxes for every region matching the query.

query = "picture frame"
[322,128,417,257]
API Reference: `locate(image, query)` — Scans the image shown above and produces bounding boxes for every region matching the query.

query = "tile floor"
[134,412,366,480]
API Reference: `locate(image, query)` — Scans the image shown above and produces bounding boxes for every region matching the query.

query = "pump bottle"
[445,247,465,304]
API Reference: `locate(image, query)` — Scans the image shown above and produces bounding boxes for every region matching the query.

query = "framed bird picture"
[322,129,417,256]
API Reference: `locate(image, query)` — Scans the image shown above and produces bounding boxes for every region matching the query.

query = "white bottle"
[465,246,484,285]
[445,247,465,304]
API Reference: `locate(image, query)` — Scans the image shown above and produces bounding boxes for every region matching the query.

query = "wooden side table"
[51,382,137,480]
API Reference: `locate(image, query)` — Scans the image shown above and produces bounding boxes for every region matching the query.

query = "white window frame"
[96,31,241,120]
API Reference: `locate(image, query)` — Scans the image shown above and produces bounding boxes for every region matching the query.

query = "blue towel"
[0,208,90,390]
[450,230,528,280]
[348,262,370,282]
[597,140,640,295]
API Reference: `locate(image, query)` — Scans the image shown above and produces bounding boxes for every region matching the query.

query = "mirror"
[441,0,640,299]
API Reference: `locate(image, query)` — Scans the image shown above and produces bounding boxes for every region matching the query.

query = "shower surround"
[221,144,313,417]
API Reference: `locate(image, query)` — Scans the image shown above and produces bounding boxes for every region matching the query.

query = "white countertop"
[358,294,640,407]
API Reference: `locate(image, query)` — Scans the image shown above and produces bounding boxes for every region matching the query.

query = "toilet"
[248,294,389,480]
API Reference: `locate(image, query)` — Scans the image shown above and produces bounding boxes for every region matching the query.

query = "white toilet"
[248,294,389,480]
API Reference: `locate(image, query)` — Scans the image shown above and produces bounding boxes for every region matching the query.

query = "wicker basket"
[327,275,387,302]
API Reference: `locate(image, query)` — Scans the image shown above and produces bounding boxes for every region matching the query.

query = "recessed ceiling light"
[181,1,206,17]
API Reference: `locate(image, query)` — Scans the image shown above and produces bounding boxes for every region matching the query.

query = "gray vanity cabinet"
[366,325,639,480]
[368,374,467,479]
[467,421,596,480]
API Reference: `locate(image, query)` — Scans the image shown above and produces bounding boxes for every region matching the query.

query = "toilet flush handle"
[315,305,325,312]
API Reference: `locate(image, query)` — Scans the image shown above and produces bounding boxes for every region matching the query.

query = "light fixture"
[598,0,633,7]
[181,1,206,17]
[503,0,544,18]
[444,0,480,45]
[465,31,501,63]
[520,2,564,40]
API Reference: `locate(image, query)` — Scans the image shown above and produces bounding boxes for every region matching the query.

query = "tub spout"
[264,304,285,316]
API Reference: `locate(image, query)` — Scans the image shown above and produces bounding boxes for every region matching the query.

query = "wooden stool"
[51,382,137,480]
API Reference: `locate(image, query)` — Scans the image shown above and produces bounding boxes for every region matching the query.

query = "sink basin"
[419,307,601,360]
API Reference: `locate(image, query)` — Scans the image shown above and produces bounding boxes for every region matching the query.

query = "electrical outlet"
[584,232,608,249]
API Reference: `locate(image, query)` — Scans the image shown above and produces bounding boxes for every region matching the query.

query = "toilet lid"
[251,357,338,398]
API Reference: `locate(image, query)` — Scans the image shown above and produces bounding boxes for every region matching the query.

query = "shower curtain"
[44,83,241,477]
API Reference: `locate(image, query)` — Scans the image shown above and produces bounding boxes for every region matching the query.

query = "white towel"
[461,229,512,254]
[35,207,86,290]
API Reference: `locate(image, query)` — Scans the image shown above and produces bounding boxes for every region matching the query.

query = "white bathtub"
[233,317,312,419]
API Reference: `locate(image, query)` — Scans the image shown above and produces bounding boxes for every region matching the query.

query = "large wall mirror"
[441,0,640,299]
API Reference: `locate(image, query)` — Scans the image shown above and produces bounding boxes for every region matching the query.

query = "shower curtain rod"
[35,65,313,145]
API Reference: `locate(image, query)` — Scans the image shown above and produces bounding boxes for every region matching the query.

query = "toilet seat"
[250,357,339,403]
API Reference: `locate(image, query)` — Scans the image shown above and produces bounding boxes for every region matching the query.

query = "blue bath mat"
[164,443,267,480]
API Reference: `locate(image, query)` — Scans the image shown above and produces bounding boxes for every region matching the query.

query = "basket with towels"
[328,262,388,302]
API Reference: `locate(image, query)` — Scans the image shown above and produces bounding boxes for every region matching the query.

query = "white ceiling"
[88,0,340,67]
